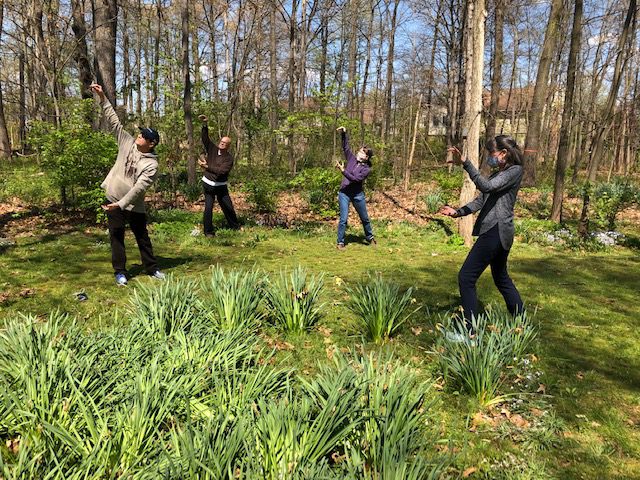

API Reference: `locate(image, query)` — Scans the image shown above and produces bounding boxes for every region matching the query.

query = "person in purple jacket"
[335,126,376,249]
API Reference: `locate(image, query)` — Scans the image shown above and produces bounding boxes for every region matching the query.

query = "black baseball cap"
[138,127,160,145]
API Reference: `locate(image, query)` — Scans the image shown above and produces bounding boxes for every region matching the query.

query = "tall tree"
[71,0,94,101]
[459,0,486,245]
[182,0,195,184]
[93,0,118,104]
[0,0,12,158]
[484,0,503,170]
[551,0,583,223]
[522,0,564,185]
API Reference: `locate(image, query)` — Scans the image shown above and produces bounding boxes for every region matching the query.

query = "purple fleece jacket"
[339,131,371,195]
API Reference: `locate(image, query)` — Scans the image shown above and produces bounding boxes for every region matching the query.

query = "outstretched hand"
[335,160,345,172]
[198,154,207,169]
[336,126,346,133]
[90,83,106,102]
[446,146,465,165]
[101,202,119,212]
[439,205,457,217]
[198,114,208,123]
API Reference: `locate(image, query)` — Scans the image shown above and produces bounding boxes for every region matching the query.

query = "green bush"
[423,188,446,214]
[345,274,420,343]
[200,266,266,331]
[592,178,639,230]
[437,309,537,407]
[29,99,118,216]
[244,175,286,214]
[265,266,324,333]
[289,167,341,217]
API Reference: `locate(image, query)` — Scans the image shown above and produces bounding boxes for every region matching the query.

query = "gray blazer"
[455,160,523,250]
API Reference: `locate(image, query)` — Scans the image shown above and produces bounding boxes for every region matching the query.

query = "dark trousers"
[107,208,158,275]
[203,182,240,234]
[458,225,523,325]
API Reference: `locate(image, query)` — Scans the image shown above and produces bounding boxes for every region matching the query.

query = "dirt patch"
[0,202,94,239]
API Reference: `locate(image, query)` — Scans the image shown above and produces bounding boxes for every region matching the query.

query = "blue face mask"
[487,155,499,168]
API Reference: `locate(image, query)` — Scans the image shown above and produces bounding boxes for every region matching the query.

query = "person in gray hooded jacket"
[91,83,165,286]
[440,135,525,330]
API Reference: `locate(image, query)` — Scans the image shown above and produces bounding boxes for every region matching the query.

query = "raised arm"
[199,115,213,152]
[91,83,132,147]
[337,126,353,159]
[463,160,523,193]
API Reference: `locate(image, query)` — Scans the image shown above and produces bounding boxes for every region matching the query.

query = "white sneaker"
[150,270,166,280]
[115,273,128,286]
[444,330,467,343]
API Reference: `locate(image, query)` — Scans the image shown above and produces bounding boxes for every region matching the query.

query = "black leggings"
[458,225,523,325]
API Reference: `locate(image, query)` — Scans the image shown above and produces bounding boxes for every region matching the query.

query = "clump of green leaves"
[437,310,538,407]
[345,274,420,343]
[244,175,286,214]
[592,179,639,230]
[289,167,341,217]
[265,266,324,333]
[29,99,117,216]
[201,265,265,331]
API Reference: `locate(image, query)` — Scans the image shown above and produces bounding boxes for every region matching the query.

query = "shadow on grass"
[128,255,197,278]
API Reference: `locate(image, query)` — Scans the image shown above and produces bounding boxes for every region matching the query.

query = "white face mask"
[357,151,367,161]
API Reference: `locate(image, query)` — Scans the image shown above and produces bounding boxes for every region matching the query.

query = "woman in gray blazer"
[440,135,525,331]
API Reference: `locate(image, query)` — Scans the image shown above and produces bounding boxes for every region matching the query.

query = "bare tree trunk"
[269,0,278,164]
[71,0,94,101]
[182,0,195,184]
[522,0,563,185]
[551,0,582,223]
[0,0,12,157]
[403,94,422,190]
[459,0,486,246]
[382,0,399,156]
[346,0,359,116]
[19,52,27,153]
[287,0,298,173]
[359,1,375,139]
[93,0,118,105]
[484,0,503,172]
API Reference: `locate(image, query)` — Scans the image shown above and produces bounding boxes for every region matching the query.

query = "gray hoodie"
[456,160,523,250]
[100,100,158,213]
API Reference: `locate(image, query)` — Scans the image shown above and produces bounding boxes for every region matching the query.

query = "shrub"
[592,178,639,230]
[423,188,446,214]
[302,350,448,480]
[29,99,118,216]
[129,275,202,338]
[345,274,420,343]
[289,167,341,217]
[244,175,286,214]
[200,265,266,331]
[265,266,324,333]
[437,310,537,407]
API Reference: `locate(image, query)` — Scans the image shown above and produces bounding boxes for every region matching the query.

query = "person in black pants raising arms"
[198,115,240,236]
[440,135,525,332]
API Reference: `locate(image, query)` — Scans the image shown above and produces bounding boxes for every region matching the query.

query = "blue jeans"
[337,191,374,245]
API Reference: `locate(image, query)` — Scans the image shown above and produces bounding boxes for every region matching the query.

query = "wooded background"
[0,0,637,230]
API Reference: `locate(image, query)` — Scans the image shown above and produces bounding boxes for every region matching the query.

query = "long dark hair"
[485,135,523,166]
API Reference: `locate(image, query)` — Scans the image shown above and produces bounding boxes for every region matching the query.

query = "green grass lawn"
[1,209,639,479]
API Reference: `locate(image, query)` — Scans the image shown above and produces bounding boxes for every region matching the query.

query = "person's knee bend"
[458,268,475,288]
